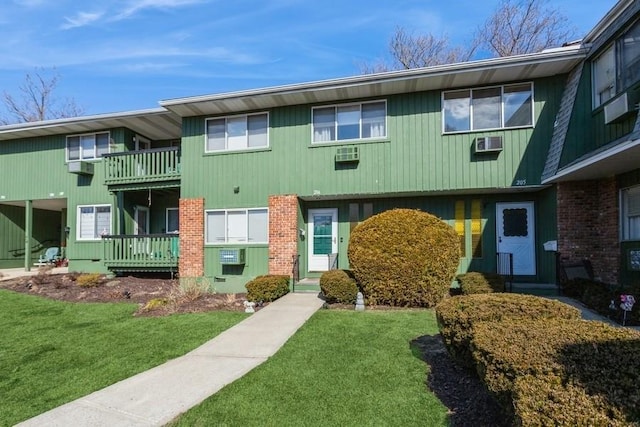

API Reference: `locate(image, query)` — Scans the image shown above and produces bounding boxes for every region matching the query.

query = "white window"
[312,101,386,143]
[443,83,533,133]
[166,208,179,233]
[205,113,268,152]
[622,186,640,241]
[592,19,640,108]
[205,208,268,244]
[67,132,110,161]
[77,205,111,240]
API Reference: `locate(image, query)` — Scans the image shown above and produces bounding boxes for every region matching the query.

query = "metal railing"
[102,234,179,270]
[103,147,180,185]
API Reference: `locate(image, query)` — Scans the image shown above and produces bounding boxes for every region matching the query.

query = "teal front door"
[308,208,337,272]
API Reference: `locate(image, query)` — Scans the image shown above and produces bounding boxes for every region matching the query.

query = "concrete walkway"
[0,266,69,281]
[16,292,324,427]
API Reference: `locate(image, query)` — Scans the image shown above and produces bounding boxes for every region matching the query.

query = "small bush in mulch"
[457,272,505,294]
[245,275,290,302]
[76,273,104,288]
[471,318,640,425]
[435,293,580,368]
[319,269,358,304]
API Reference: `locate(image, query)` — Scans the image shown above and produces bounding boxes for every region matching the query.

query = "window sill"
[205,243,269,247]
[309,138,389,148]
[442,125,533,136]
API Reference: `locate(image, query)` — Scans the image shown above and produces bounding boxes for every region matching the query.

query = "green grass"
[172,309,448,427]
[0,289,247,426]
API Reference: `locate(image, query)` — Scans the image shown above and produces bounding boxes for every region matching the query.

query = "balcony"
[104,147,180,187]
[102,234,179,273]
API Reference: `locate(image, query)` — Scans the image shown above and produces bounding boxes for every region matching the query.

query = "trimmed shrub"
[457,272,505,295]
[347,208,460,307]
[319,269,358,304]
[435,293,580,368]
[245,275,290,302]
[471,318,640,425]
[76,273,103,288]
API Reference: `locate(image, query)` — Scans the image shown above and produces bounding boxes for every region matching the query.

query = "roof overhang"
[160,45,588,117]
[0,108,182,142]
[542,137,640,184]
[298,186,550,202]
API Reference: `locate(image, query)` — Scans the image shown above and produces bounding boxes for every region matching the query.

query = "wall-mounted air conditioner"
[604,92,635,124]
[475,136,503,153]
[68,161,94,175]
[219,248,246,265]
[335,146,359,163]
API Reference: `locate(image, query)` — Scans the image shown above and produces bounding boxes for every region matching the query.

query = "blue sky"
[0,0,618,116]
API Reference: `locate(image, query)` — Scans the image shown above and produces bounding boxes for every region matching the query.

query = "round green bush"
[457,272,505,295]
[347,208,460,307]
[245,275,290,302]
[319,269,358,304]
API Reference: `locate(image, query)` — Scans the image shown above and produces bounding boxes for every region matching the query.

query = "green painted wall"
[560,64,639,168]
[181,76,565,202]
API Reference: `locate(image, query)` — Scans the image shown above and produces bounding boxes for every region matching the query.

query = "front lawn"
[172,310,448,426]
[0,290,246,426]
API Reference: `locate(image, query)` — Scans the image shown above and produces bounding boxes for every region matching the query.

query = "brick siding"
[557,178,619,283]
[268,195,298,276]
[179,198,204,277]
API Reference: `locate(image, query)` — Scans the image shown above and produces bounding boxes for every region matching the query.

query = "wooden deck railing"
[102,234,179,271]
[103,147,180,185]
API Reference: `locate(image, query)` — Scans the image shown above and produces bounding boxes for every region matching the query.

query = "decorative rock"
[355,292,365,311]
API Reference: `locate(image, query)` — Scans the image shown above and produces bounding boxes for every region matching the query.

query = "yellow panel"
[471,199,482,258]
[455,200,465,257]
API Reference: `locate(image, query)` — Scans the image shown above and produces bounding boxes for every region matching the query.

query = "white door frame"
[134,205,150,235]
[308,208,338,272]
[496,202,536,276]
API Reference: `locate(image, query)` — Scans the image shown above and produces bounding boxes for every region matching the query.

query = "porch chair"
[35,247,61,267]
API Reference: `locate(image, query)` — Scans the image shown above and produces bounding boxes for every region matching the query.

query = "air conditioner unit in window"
[475,136,503,153]
[219,248,246,265]
[68,161,94,175]
[335,146,359,163]
[604,92,636,124]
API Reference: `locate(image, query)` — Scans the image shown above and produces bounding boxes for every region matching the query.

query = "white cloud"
[116,0,208,20]
[61,11,104,29]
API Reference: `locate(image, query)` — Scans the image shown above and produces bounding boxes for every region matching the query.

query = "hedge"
[457,272,505,294]
[245,275,290,302]
[563,278,640,325]
[348,208,460,307]
[471,319,640,425]
[319,269,358,304]
[435,293,580,368]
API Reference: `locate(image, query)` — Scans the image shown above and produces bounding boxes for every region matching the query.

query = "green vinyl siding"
[181,76,565,202]
[560,64,639,168]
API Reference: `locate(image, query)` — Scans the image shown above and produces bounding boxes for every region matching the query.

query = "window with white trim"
[312,100,386,143]
[77,205,111,240]
[442,83,533,133]
[166,208,179,233]
[622,186,640,240]
[67,132,110,161]
[205,208,268,244]
[592,19,640,108]
[205,113,268,152]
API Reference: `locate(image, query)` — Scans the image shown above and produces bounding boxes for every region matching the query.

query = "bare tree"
[1,68,84,125]
[474,0,576,57]
[361,28,474,73]
[362,0,576,73]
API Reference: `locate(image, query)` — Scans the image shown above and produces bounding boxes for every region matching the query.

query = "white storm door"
[496,202,536,276]
[134,205,150,254]
[308,208,338,272]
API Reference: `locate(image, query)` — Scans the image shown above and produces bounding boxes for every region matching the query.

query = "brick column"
[557,178,619,283]
[179,198,204,278]
[268,195,298,276]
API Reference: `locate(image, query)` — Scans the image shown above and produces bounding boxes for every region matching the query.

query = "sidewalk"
[16,292,324,427]
[0,266,69,281]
